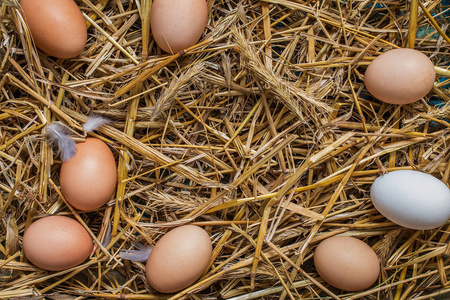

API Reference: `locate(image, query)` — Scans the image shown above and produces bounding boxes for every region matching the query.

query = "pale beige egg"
[364,48,436,104]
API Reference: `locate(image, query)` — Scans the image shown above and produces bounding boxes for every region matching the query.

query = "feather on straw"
[45,122,77,162]
[102,222,112,248]
[83,114,111,132]
[118,244,153,262]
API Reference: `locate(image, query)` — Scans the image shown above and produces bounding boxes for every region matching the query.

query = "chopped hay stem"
[113,89,140,236]
[89,293,168,299]
[141,0,152,59]
[298,137,379,257]
[84,0,109,29]
[66,109,226,187]
[4,74,81,129]
[344,265,450,300]
[223,98,262,149]
[0,123,42,151]
[1,161,23,215]
[408,0,419,49]
[83,12,139,65]
[266,241,342,300]
[394,245,413,300]
[0,289,34,298]
[224,280,309,300]
[114,38,213,98]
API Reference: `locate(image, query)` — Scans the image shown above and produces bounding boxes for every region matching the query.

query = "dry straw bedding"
[1,0,450,299]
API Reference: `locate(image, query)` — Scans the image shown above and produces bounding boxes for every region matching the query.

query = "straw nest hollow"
[1,0,450,299]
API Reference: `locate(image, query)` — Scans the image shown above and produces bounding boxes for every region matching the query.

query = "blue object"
[428,97,446,108]
[360,92,372,100]
[416,25,440,39]
[438,77,450,89]
[416,0,450,39]
[363,2,387,9]
[427,97,449,128]
[434,0,450,20]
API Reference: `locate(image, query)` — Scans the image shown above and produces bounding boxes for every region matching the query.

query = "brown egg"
[314,236,380,291]
[20,0,87,58]
[60,137,117,211]
[146,225,212,293]
[150,0,208,54]
[364,48,436,104]
[22,216,93,271]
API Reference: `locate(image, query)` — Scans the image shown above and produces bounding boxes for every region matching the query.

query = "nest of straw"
[1,0,450,299]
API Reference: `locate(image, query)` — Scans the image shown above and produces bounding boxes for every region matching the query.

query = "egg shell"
[20,0,87,58]
[370,170,450,230]
[150,0,208,54]
[364,48,436,104]
[314,236,380,291]
[22,216,93,271]
[145,225,212,293]
[60,137,117,211]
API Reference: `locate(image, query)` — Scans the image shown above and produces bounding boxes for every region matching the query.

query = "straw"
[1,0,450,299]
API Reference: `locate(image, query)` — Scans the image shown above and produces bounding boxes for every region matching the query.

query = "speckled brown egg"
[146,225,212,293]
[150,0,208,54]
[20,0,87,58]
[364,48,436,104]
[60,137,117,211]
[22,216,93,271]
[314,236,380,291]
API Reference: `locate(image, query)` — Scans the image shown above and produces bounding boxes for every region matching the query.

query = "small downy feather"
[102,222,112,248]
[83,114,111,132]
[119,243,153,262]
[46,122,77,162]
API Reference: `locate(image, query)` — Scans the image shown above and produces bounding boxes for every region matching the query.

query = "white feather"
[46,122,77,162]
[83,115,111,132]
[119,244,153,262]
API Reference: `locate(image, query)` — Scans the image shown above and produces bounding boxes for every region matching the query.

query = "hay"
[1,0,450,299]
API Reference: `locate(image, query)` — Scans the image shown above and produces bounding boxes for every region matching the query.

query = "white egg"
[370,170,450,230]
